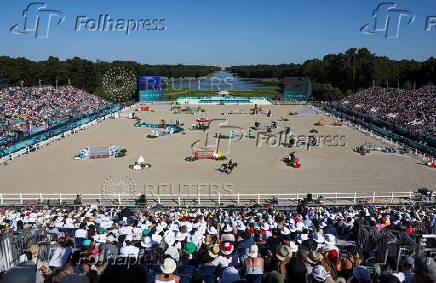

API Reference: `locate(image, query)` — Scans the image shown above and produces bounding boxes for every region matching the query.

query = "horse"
[220,163,238,174]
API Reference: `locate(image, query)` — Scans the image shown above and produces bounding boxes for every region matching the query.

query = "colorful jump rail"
[134,123,182,133]
[196,150,214,160]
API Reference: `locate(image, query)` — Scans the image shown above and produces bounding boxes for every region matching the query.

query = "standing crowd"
[340,86,436,137]
[0,86,109,149]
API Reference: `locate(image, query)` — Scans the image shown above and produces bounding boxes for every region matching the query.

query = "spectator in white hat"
[155,258,179,283]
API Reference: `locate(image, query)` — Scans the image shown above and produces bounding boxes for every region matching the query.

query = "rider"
[227,159,233,168]
[288,152,296,163]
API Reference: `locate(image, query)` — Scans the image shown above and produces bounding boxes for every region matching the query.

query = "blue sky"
[0,0,435,65]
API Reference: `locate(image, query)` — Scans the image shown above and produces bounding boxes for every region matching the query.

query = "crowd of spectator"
[0,203,435,283]
[340,86,436,137]
[0,86,109,146]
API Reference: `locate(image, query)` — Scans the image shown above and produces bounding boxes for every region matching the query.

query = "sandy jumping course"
[0,105,434,194]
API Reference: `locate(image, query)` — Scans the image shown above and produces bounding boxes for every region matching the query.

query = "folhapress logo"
[361,2,415,38]
[10,2,65,39]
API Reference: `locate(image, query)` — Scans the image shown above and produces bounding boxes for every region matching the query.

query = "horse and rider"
[287,152,296,164]
[220,158,238,174]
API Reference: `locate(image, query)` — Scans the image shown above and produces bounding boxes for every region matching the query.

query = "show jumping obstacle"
[79,146,118,159]
[89,146,112,159]
[196,150,214,160]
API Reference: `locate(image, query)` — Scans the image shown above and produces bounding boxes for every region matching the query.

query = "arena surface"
[0,105,435,195]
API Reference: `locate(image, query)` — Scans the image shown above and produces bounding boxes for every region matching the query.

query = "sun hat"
[125,234,133,242]
[183,242,197,254]
[133,233,142,241]
[165,246,180,262]
[164,234,176,246]
[296,222,305,231]
[261,223,270,231]
[288,241,298,252]
[276,245,293,261]
[312,265,328,281]
[313,233,325,244]
[307,251,323,264]
[175,232,185,241]
[247,245,259,258]
[221,242,234,255]
[106,235,116,243]
[208,226,218,235]
[28,244,40,258]
[280,226,290,235]
[97,228,106,234]
[208,244,220,258]
[223,224,233,233]
[152,234,163,245]
[169,223,179,231]
[141,236,152,248]
[203,234,214,245]
[296,233,308,244]
[324,234,336,245]
[95,234,107,243]
[142,228,151,236]
[161,258,177,274]
[236,222,246,231]
[353,266,370,282]
[180,226,188,234]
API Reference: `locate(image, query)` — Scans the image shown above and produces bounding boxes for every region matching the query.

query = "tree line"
[0,56,218,95]
[229,48,436,101]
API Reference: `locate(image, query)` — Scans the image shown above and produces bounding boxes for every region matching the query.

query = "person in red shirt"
[404,222,414,234]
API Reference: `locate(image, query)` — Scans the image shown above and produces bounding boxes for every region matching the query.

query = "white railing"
[0,191,426,206]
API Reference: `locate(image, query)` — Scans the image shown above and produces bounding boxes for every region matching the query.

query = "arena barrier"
[0,191,432,207]
[0,105,122,159]
[196,150,214,160]
[322,105,436,157]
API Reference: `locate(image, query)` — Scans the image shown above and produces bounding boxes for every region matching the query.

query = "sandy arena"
[0,105,435,195]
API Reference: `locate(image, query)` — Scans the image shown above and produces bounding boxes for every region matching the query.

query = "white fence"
[0,191,428,207]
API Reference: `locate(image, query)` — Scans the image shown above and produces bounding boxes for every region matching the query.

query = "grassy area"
[163,88,282,100]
